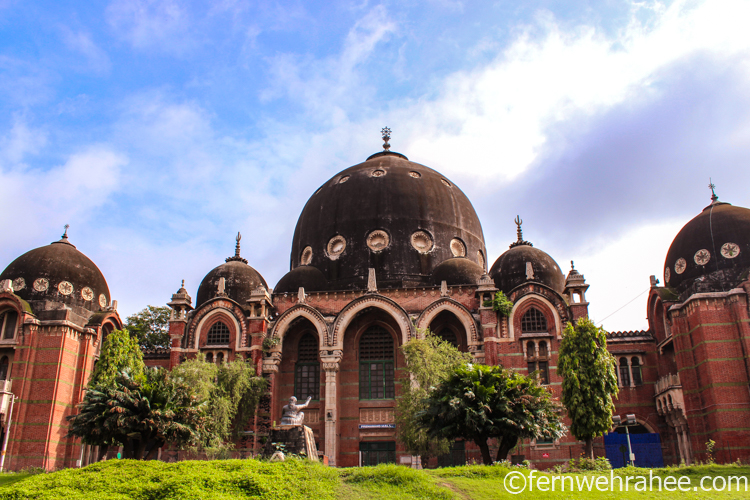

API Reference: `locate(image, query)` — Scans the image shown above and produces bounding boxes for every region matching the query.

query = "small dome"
[0,232,111,312]
[664,199,750,293]
[432,258,484,286]
[274,266,328,294]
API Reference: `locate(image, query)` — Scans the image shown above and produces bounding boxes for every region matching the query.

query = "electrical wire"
[596,287,650,326]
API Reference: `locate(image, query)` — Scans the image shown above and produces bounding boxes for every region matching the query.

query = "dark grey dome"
[289,151,486,291]
[432,258,484,286]
[489,243,564,295]
[195,261,267,308]
[0,235,111,313]
[274,266,328,294]
[664,199,750,293]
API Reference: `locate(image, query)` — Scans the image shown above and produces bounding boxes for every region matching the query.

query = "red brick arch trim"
[331,294,413,350]
[509,294,562,340]
[270,304,330,349]
[415,298,479,345]
[187,300,247,350]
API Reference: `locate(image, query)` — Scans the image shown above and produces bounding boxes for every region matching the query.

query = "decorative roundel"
[99,294,108,308]
[409,171,421,178]
[450,238,466,257]
[720,242,740,259]
[12,277,25,291]
[326,235,346,260]
[338,175,349,184]
[58,281,74,295]
[674,258,687,274]
[81,287,94,301]
[694,249,711,266]
[366,230,390,252]
[411,231,434,253]
[441,178,452,187]
[477,250,485,270]
[300,246,313,266]
[371,169,386,177]
[33,278,49,292]
[664,266,671,283]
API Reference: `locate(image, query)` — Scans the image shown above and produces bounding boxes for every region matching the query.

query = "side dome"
[489,221,564,294]
[664,197,750,294]
[289,142,486,291]
[0,231,111,312]
[274,266,328,294]
[432,258,484,286]
[195,234,268,308]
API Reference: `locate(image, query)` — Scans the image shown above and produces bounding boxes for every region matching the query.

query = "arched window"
[216,352,224,363]
[359,326,395,400]
[0,356,8,380]
[521,308,547,333]
[631,357,643,386]
[206,322,230,345]
[205,352,214,363]
[436,328,458,348]
[295,333,319,400]
[527,340,550,385]
[618,357,631,387]
[0,310,18,340]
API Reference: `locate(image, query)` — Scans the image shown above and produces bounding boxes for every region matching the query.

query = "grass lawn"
[0,460,747,499]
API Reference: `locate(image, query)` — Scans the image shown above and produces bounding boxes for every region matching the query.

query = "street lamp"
[612,414,637,466]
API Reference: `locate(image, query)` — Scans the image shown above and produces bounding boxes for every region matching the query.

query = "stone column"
[321,350,342,466]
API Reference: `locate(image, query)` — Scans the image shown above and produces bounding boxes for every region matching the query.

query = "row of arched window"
[617,356,643,387]
[0,309,18,340]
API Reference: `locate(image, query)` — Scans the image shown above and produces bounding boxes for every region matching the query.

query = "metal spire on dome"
[62,224,69,240]
[226,232,248,264]
[381,127,391,151]
[510,215,532,248]
[709,178,718,203]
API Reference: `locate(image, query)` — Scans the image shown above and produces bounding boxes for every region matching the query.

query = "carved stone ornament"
[33,278,49,292]
[411,230,433,253]
[720,242,740,259]
[81,287,94,301]
[371,169,386,177]
[57,281,73,295]
[450,238,466,257]
[12,277,25,291]
[300,246,313,266]
[409,171,421,178]
[338,175,349,184]
[281,396,312,426]
[674,258,687,274]
[327,235,346,260]
[694,249,711,266]
[441,178,452,187]
[477,250,485,270]
[99,294,108,308]
[664,267,671,283]
[367,230,389,252]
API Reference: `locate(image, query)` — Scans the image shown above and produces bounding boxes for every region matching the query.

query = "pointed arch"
[331,294,413,350]
[415,298,479,346]
[271,304,330,349]
[508,294,562,340]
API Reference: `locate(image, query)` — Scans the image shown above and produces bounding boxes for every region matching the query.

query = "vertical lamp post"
[612,414,637,466]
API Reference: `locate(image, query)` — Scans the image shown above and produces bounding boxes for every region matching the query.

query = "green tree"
[396,330,472,464]
[557,318,619,459]
[90,328,145,387]
[417,364,565,465]
[126,305,172,349]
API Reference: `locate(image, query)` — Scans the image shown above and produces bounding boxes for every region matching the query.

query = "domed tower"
[0,227,121,471]
[277,129,487,292]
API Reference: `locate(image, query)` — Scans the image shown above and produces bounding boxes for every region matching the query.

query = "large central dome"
[281,149,486,292]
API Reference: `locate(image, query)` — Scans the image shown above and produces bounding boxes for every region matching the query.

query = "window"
[521,308,547,333]
[359,326,395,399]
[206,322,230,345]
[360,441,395,466]
[631,357,643,386]
[0,310,18,340]
[205,352,214,363]
[618,357,631,387]
[216,352,224,363]
[295,333,319,400]
[526,340,550,385]
[436,328,458,348]
[0,356,8,380]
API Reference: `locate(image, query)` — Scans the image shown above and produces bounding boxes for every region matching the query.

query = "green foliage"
[566,456,612,472]
[170,355,267,456]
[417,364,565,465]
[261,336,280,352]
[125,306,172,349]
[705,439,716,464]
[483,291,513,316]
[396,330,472,460]
[557,318,619,459]
[90,329,145,388]
[67,369,203,459]
[341,464,453,500]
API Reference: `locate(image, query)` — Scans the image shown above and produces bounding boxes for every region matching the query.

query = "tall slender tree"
[557,318,619,459]
[90,328,145,387]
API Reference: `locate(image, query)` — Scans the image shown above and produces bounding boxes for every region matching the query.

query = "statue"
[280,396,312,426]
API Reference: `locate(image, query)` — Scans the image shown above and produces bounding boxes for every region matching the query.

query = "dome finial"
[226,231,248,264]
[62,224,69,240]
[709,178,718,203]
[571,260,575,270]
[181,279,185,288]
[510,215,532,248]
[381,126,391,151]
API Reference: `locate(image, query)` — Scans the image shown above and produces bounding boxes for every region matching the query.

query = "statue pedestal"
[264,425,318,461]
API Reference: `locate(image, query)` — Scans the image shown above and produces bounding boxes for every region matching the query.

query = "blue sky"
[1,0,749,331]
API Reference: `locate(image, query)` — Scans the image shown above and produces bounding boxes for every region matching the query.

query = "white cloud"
[60,28,112,74]
[106,0,190,52]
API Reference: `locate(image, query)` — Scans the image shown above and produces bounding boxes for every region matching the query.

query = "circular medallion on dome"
[441,179,452,187]
[81,287,94,301]
[58,281,73,295]
[409,171,421,178]
[674,258,687,274]
[300,246,313,266]
[33,278,49,292]
[12,277,25,291]
[694,249,711,266]
[664,267,671,283]
[338,175,349,184]
[477,250,485,270]
[450,238,466,257]
[99,294,108,308]
[721,242,740,259]
[367,230,390,252]
[371,169,386,177]
[327,235,346,260]
[411,231,434,253]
